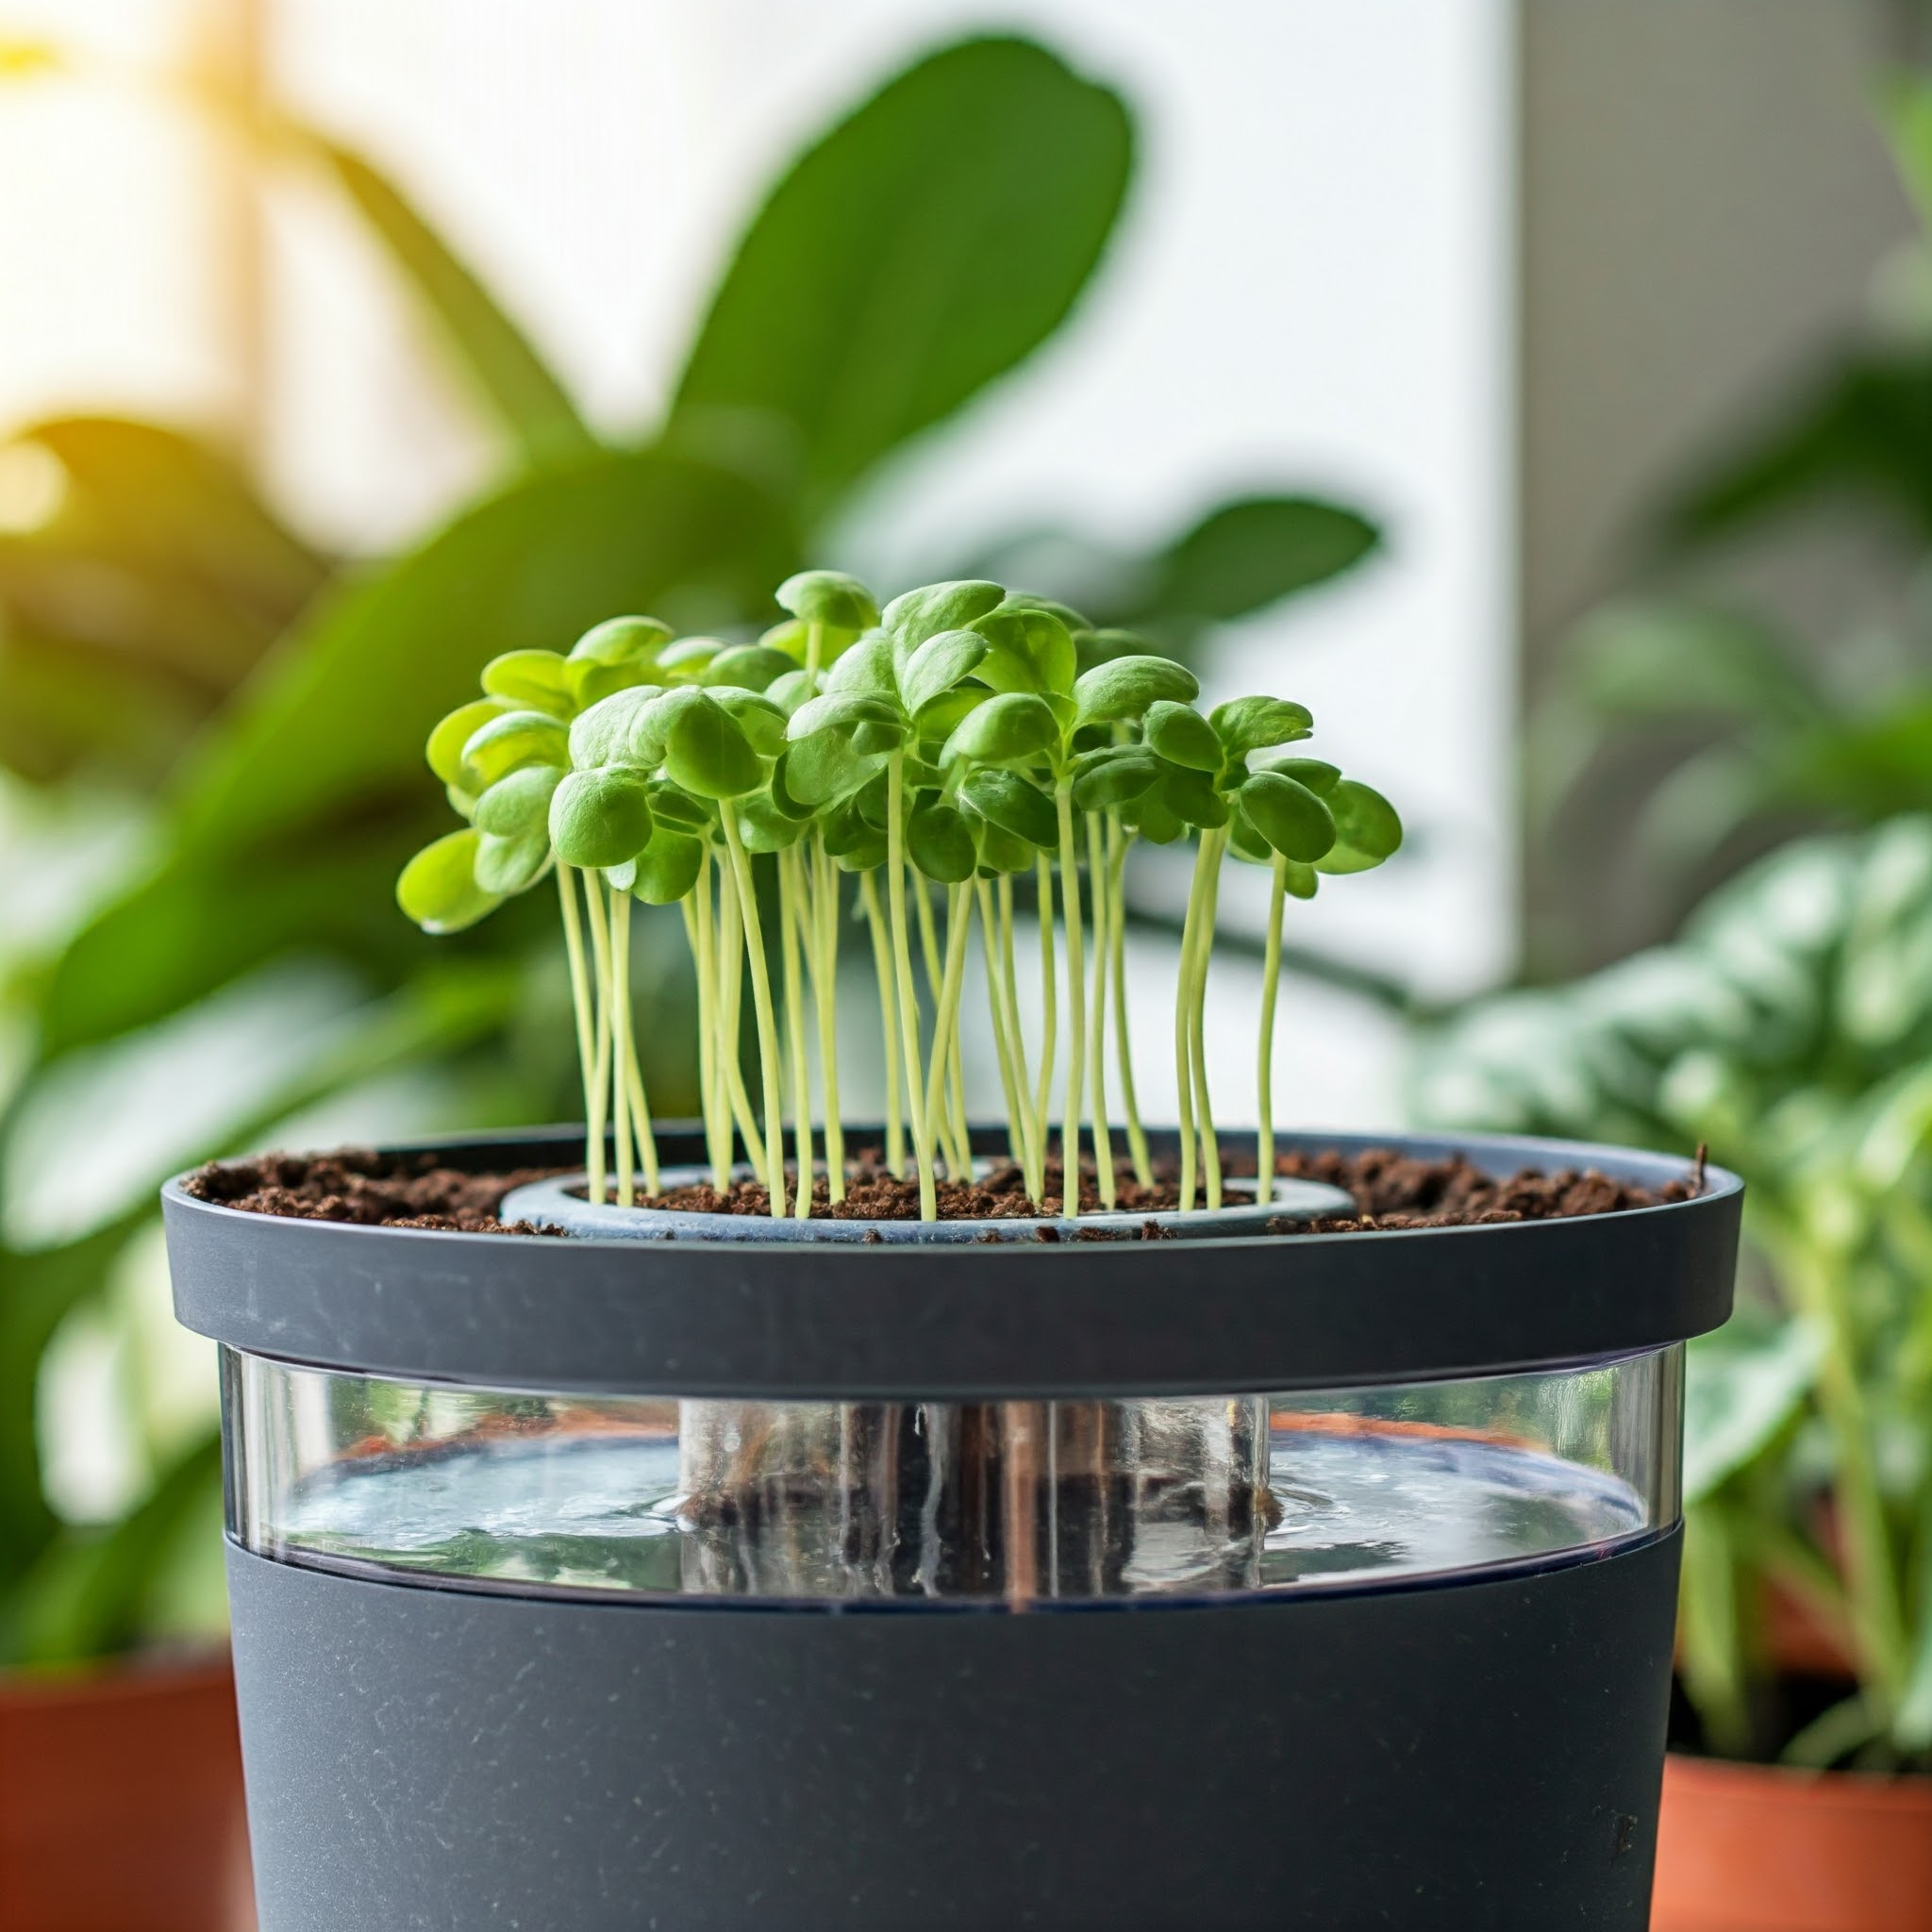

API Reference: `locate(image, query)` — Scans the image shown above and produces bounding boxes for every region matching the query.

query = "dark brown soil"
[185,1141,1703,1237]
[179,1149,569,1235]
[1271,1145,1703,1233]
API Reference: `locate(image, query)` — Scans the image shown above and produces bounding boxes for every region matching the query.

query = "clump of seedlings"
[398,573,1401,1221]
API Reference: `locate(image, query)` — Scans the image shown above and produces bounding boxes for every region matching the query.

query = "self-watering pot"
[166,1124,1739,1931]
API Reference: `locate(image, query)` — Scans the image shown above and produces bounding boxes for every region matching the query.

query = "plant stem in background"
[1192,828,1227,1211]
[886,756,937,1218]
[859,871,905,1178]
[926,884,972,1158]
[681,882,727,1187]
[779,848,816,1219]
[606,879,637,1207]
[914,874,970,1175]
[1033,853,1058,1198]
[1787,1234,1911,1712]
[582,871,616,1205]
[997,874,1042,1200]
[1085,812,1115,1209]
[975,876,1030,1182]
[615,889,659,1196]
[1107,817,1151,1188]
[1056,782,1086,1220]
[812,835,846,1202]
[716,862,768,1179]
[1256,851,1287,1195]
[556,864,603,1202]
[1174,834,1214,1212]
[720,803,788,1218]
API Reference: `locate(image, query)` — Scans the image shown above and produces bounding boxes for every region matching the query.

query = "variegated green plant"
[399,571,1401,1222]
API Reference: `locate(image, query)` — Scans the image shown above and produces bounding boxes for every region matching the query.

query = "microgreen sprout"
[398,572,1401,1222]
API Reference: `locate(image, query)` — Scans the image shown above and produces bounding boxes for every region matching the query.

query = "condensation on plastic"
[223,1345,1682,1606]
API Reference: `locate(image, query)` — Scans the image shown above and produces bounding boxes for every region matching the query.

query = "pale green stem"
[805,619,824,687]
[779,847,815,1219]
[975,876,1030,1180]
[582,870,615,1206]
[684,868,727,1187]
[1256,852,1287,1201]
[1107,818,1152,1188]
[1084,812,1115,1208]
[997,874,1042,1201]
[1174,835,1215,1213]
[925,882,974,1164]
[886,755,937,1219]
[606,879,637,1207]
[720,803,788,1219]
[812,835,846,1202]
[859,870,905,1178]
[557,864,604,1202]
[914,877,970,1175]
[1055,781,1086,1220]
[1033,852,1058,1189]
[1192,827,1227,1211]
[715,854,768,1179]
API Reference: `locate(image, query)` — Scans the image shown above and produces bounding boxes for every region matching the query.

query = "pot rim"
[163,1124,1740,1397]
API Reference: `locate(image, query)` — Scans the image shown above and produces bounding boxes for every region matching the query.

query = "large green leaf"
[670,36,1132,510]
[0,418,330,787]
[37,450,793,1054]
[295,131,600,469]
[1141,496,1380,627]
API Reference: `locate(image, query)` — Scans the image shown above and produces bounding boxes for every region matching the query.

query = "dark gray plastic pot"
[164,1124,1740,1932]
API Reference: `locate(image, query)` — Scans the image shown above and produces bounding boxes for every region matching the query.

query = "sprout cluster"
[399,571,1401,1222]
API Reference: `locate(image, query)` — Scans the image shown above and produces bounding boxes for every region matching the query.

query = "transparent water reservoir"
[223,1345,1682,1606]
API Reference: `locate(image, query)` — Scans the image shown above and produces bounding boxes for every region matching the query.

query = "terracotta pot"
[1653,1751,1932,1932]
[0,1650,253,1932]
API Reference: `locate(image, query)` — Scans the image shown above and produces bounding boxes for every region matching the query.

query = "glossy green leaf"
[911,686,988,741]
[901,627,990,717]
[1123,788,1186,844]
[662,691,764,800]
[1071,653,1198,727]
[959,769,1058,848]
[700,644,796,692]
[427,697,512,787]
[1160,762,1230,828]
[1211,695,1313,758]
[883,580,1006,652]
[473,763,562,838]
[788,691,904,741]
[735,791,808,853]
[1316,779,1403,874]
[646,781,714,833]
[481,648,575,715]
[823,631,900,698]
[670,39,1131,508]
[974,821,1036,874]
[460,708,571,787]
[942,691,1059,767]
[1241,770,1336,862]
[1282,859,1320,900]
[782,730,881,808]
[567,615,675,706]
[822,798,887,867]
[474,827,551,894]
[571,686,662,771]
[1143,701,1223,774]
[1260,756,1341,795]
[632,829,706,905]
[396,828,503,934]
[971,604,1076,696]
[1071,749,1159,811]
[908,793,978,882]
[549,766,655,869]
[776,569,879,630]
[708,689,789,757]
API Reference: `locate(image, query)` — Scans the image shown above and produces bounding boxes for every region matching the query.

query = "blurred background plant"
[1425,59,1932,1771]
[0,23,1387,1665]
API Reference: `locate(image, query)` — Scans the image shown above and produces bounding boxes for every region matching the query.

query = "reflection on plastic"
[223,1346,1682,1607]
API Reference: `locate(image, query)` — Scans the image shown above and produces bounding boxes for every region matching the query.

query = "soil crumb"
[180,1149,567,1236]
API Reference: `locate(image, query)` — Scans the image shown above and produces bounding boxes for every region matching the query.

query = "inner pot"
[167,1125,1740,1931]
